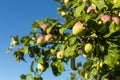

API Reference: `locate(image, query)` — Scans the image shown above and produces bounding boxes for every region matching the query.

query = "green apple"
[72,21,85,36]
[37,63,45,72]
[61,11,66,16]
[29,77,34,80]
[84,43,93,54]
[57,50,64,59]
[64,0,69,4]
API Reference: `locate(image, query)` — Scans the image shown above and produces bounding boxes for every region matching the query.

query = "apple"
[64,0,69,4]
[72,21,85,36]
[112,16,120,25]
[61,11,66,16]
[45,34,53,41]
[100,15,111,22]
[87,5,97,13]
[37,63,45,72]
[57,50,64,59]
[29,77,34,80]
[37,36,44,44]
[84,43,93,54]
[40,24,48,31]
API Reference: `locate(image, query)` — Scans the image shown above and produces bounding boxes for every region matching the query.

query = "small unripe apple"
[64,0,69,4]
[84,43,93,54]
[112,16,120,25]
[29,77,34,80]
[87,5,97,13]
[40,24,48,31]
[61,11,66,16]
[57,50,64,59]
[45,34,53,41]
[100,15,111,22]
[37,36,44,44]
[37,63,45,72]
[72,21,85,36]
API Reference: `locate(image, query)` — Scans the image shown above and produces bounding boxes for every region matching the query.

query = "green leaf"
[104,48,120,67]
[20,46,29,54]
[113,0,120,9]
[74,2,86,17]
[69,37,77,46]
[10,35,19,46]
[30,61,35,73]
[59,27,67,35]
[32,20,42,31]
[64,45,77,58]
[20,74,26,79]
[91,0,107,10]
[46,24,55,33]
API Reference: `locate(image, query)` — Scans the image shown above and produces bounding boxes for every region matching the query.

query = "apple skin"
[87,5,97,13]
[29,77,34,80]
[100,15,111,22]
[61,11,66,16]
[112,16,120,25]
[57,50,64,59]
[72,21,85,36]
[37,36,44,44]
[84,43,93,54]
[40,24,48,31]
[64,0,69,4]
[37,63,45,72]
[45,34,53,41]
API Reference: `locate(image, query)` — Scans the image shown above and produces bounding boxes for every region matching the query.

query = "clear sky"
[0,0,71,80]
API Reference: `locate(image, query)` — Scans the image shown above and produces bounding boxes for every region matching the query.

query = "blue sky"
[0,0,71,80]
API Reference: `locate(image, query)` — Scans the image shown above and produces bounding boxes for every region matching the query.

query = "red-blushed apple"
[37,36,44,44]
[45,34,53,41]
[100,15,111,22]
[72,21,85,36]
[40,24,48,31]
[57,50,64,59]
[112,16,120,25]
[64,0,69,4]
[87,5,97,13]
[84,43,93,54]
[37,63,45,72]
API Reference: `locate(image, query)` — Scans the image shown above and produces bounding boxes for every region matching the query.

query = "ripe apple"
[37,36,44,44]
[100,15,111,22]
[45,34,53,41]
[64,0,69,4]
[57,50,64,59]
[40,24,48,31]
[37,63,45,72]
[112,16,120,25]
[87,5,97,13]
[84,43,93,54]
[72,21,85,36]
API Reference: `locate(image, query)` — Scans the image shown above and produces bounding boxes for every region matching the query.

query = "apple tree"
[7,0,120,80]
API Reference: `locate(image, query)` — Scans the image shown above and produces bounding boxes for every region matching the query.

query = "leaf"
[10,35,19,46]
[20,46,29,54]
[112,0,120,9]
[46,24,55,33]
[104,48,120,67]
[64,45,77,58]
[30,61,35,73]
[91,0,107,10]
[69,37,77,46]
[32,20,42,31]
[51,60,65,76]
[74,2,86,17]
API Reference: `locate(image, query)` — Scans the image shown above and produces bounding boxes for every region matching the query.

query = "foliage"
[7,0,120,80]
